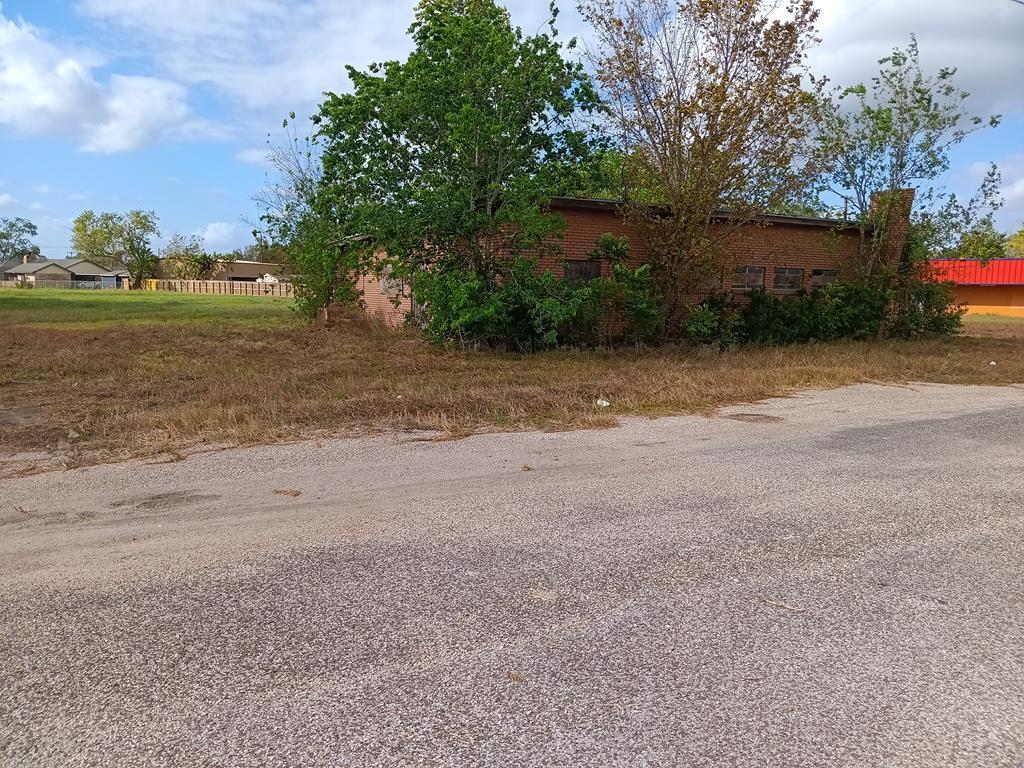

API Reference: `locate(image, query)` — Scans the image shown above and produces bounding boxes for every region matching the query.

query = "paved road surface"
[2,383,1024,767]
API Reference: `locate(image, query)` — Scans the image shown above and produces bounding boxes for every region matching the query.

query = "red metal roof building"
[930,259,1024,317]
[931,258,1024,285]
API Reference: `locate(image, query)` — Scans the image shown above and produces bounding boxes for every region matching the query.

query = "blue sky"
[1,0,1022,257]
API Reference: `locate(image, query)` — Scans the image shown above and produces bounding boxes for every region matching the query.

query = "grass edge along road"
[1,289,1022,476]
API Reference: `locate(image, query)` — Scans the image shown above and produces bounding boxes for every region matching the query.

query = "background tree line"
[1,213,284,288]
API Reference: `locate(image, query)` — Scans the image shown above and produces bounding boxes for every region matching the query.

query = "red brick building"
[359,192,914,326]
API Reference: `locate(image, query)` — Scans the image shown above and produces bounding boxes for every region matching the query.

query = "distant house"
[5,260,74,285]
[220,260,288,283]
[154,258,288,283]
[4,259,129,288]
[0,260,31,280]
[931,259,1024,317]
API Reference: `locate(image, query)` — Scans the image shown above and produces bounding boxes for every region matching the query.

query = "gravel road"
[2,383,1024,767]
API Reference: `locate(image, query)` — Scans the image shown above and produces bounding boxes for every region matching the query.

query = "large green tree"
[315,0,604,283]
[0,217,42,264]
[1008,225,1024,257]
[161,234,225,280]
[71,210,160,287]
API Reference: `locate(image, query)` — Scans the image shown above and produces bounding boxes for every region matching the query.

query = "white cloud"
[70,0,1023,142]
[6,0,1017,227]
[79,75,226,153]
[76,0,411,113]
[0,192,15,207]
[811,1,1024,116]
[235,147,271,166]
[74,0,574,118]
[0,6,223,152]
[29,201,45,211]
[197,221,241,248]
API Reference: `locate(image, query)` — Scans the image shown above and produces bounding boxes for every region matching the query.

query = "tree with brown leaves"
[579,0,822,332]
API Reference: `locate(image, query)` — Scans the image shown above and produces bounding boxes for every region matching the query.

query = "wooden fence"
[142,280,294,298]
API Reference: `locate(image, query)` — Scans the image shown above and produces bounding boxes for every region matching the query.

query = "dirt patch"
[0,407,51,428]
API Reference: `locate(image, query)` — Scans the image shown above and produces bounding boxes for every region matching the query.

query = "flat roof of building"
[547,197,860,230]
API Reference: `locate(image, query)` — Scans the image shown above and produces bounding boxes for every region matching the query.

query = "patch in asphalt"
[723,413,785,424]
[110,491,221,511]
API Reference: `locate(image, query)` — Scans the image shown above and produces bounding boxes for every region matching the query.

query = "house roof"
[547,197,861,230]
[6,261,73,275]
[60,259,122,275]
[930,259,1024,286]
[6,258,123,276]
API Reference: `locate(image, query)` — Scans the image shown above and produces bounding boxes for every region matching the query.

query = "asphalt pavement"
[2,383,1023,767]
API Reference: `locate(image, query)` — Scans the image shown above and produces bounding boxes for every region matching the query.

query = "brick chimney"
[869,188,916,268]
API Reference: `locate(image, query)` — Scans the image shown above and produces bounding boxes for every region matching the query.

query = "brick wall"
[360,194,911,327]
[358,264,411,326]
[870,189,916,268]
[534,203,865,295]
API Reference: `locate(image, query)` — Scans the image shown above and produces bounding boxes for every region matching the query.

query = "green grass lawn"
[0,288,299,330]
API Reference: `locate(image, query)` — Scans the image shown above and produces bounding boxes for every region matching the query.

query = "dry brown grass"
[1,290,1022,474]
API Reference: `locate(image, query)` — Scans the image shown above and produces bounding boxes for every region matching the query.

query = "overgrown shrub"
[413,257,589,350]
[287,215,365,319]
[683,272,961,348]
[577,235,664,345]
[816,282,889,340]
[741,289,823,345]
[412,225,962,351]
[580,263,663,345]
[885,271,965,338]
[685,292,742,347]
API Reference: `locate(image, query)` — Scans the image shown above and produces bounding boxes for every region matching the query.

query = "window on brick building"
[810,269,840,289]
[732,265,764,291]
[773,267,804,293]
[564,260,601,283]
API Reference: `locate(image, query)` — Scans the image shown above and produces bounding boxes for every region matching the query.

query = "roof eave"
[546,197,861,231]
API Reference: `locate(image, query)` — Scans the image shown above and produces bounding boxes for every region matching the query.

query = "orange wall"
[956,285,1024,318]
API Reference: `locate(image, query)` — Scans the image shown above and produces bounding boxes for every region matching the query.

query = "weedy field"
[1,289,1022,475]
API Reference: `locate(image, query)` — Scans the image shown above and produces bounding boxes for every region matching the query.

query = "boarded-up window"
[733,266,765,291]
[810,269,840,289]
[564,260,601,283]
[379,265,405,298]
[773,267,804,293]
